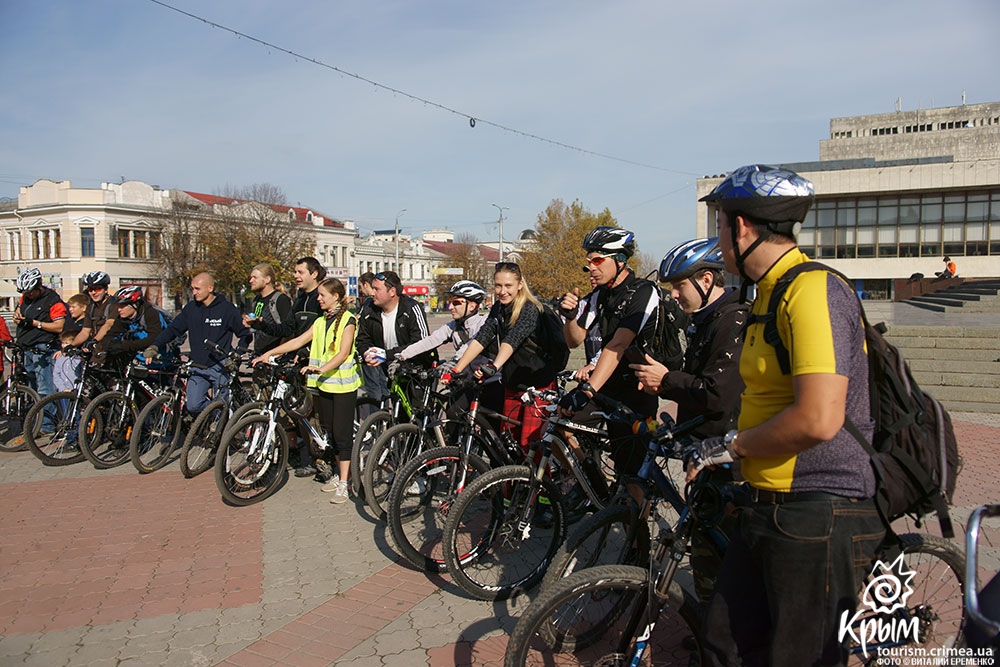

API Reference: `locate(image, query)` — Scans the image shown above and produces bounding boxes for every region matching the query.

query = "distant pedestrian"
[936,256,957,278]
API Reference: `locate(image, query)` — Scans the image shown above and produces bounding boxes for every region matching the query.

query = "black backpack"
[753,261,960,538]
[534,303,570,373]
[628,283,687,372]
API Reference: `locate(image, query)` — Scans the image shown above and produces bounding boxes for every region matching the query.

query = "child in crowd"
[53,330,82,393]
[64,293,89,336]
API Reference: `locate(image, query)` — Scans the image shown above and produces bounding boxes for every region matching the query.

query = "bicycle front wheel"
[79,390,136,469]
[0,384,40,452]
[130,394,181,473]
[180,399,227,478]
[24,391,87,466]
[541,500,650,593]
[214,413,288,506]
[505,564,703,666]
[351,408,393,500]
[443,464,567,601]
[386,445,491,573]
[363,423,433,521]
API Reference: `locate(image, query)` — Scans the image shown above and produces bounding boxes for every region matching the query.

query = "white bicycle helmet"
[447,280,486,303]
[582,226,636,258]
[16,268,42,293]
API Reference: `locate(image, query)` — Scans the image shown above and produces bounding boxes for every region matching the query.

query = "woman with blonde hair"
[252,277,361,504]
[451,262,558,447]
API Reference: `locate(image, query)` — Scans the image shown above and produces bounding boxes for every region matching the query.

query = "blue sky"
[1,0,997,259]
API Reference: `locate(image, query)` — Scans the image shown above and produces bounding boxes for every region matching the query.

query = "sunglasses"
[583,254,614,270]
[494,261,520,273]
[373,273,399,289]
[448,299,466,307]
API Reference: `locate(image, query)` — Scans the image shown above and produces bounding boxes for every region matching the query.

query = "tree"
[431,233,492,301]
[153,200,214,300]
[520,199,620,300]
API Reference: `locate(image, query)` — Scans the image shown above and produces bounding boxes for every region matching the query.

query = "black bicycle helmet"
[581,226,636,258]
[447,280,486,303]
[16,268,42,293]
[82,271,111,290]
[114,285,144,307]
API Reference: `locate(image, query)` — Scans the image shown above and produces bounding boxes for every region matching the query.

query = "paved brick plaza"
[1,414,998,666]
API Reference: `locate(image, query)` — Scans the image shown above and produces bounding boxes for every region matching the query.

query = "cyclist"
[691,164,884,666]
[242,263,293,356]
[72,271,117,347]
[631,237,748,603]
[252,278,361,504]
[450,262,557,448]
[101,286,173,363]
[12,268,67,419]
[356,270,436,372]
[557,226,659,483]
[148,273,252,418]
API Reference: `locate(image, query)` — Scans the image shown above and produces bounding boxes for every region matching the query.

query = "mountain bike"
[505,394,968,666]
[178,340,260,478]
[129,356,198,473]
[79,358,174,469]
[440,383,623,601]
[385,374,525,572]
[24,346,117,466]
[0,340,41,452]
[965,504,1000,650]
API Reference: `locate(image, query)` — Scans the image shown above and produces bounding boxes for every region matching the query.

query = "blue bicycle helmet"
[659,238,724,284]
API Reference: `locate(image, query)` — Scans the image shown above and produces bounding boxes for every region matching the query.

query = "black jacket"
[355,295,436,367]
[658,287,747,439]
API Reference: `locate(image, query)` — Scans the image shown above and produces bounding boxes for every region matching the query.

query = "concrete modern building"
[0,179,355,310]
[697,101,1000,299]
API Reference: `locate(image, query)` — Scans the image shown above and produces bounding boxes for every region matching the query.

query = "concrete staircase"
[883,325,1000,413]
[904,279,1000,313]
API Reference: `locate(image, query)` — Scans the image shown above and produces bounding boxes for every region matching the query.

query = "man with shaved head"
[150,272,252,417]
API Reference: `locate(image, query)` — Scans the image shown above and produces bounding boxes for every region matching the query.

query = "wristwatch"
[724,429,741,459]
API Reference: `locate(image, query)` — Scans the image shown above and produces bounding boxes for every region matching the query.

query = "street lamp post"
[394,208,407,272]
[492,203,509,262]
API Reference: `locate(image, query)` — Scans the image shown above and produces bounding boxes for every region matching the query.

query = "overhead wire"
[144,0,702,178]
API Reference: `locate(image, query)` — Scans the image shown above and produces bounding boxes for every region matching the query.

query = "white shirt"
[381,306,399,350]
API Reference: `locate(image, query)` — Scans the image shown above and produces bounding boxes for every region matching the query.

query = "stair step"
[923,385,1000,404]
[903,300,947,313]
[911,371,1000,389]
[908,359,1000,375]
[886,336,1000,350]
[895,348,1000,362]
[940,400,1000,414]
[909,295,969,308]
[884,325,1000,337]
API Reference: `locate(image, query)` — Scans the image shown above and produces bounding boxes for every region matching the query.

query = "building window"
[81,228,95,257]
[119,231,130,258]
[30,229,60,259]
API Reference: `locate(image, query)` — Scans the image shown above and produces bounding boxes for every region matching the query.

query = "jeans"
[24,348,56,431]
[703,495,885,667]
[186,365,227,416]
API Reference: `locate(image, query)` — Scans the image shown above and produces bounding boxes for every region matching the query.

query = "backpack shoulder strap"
[750,261,845,375]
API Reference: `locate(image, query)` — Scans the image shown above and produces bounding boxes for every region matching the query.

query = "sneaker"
[329,481,349,504]
[294,464,317,478]
[320,474,343,492]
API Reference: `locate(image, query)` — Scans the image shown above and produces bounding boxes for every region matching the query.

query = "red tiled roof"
[182,191,343,228]
[422,239,499,262]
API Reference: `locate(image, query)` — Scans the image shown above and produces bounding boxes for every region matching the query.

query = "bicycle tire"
[214,413,289,506]
[351,409,393,500]
[0,384,40,452]
[540,501,650,593]
[129,393,181,473]
[386,445,491,573]
[79,390,136,469]
[504,564,703,666]
[847,532,967,664]
[363,422,433,521]
[180,399,227,478]
[24,391,87,466]
[443,464,567,601]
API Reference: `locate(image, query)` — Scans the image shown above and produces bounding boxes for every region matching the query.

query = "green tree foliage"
[520,199,619,300]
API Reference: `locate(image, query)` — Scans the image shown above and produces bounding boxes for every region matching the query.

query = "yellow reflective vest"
[307,312,362,394]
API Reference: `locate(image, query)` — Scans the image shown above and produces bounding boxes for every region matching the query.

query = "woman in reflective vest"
[252,277,360,501]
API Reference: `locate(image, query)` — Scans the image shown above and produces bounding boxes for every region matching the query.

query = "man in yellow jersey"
[687,165,885,667]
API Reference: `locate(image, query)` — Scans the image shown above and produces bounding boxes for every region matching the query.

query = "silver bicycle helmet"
[16,268,42,293]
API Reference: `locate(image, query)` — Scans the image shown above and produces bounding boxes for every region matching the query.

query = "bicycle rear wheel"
[363,423,433,521]
[505,564,703,666]
[130,394,181,473]
[180,399,227,478]
[351,409,392,500]
[24,391,87,466]
[0,384,40,452]
[214,413,289,506]
[79,390,136,469]
[443,464,567,601]
[386,445,491,573]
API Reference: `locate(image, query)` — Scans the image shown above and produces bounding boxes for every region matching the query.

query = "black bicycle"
[0,340,41,452]
[128,355,198,473]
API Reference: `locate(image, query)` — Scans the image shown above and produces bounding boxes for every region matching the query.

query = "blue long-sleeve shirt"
[152,293,251,367]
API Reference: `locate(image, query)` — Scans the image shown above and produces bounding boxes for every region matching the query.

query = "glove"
[80,339,97,352]
[104,340,122,354]
[478,362,498,379]
[558,387,590,413]
[682,436,734,474]
[143,345,160,361]
[387,359,401,378]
